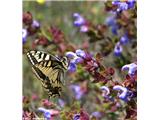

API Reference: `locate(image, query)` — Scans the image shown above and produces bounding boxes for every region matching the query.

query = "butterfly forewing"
[26,50,67,98]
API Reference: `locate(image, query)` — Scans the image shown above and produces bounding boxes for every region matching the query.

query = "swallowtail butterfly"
[27,50,68,99]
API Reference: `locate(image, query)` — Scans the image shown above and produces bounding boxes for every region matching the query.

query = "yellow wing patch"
[35,61,63,86]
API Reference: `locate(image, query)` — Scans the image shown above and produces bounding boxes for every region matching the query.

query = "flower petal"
[66,51,77,58]
[76,49,86,58]
[100,86,110,95]
[113,85,128,100]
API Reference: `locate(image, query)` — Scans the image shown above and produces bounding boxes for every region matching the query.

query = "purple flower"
[66,49,85,72]
[66,50,85,61]
[112,0,136,12]
[105,15,118,35]
[38,107,51,119]
[113,85,127,99]
[58,99,65,108]
[22,29,27,44]
[121,63,137,77]
[113,34,129,57]
[116,102,121,107]
[91,111,102,118]
[66,52,78,72]
[105,16,116,26]
[100,86,113,101]
[111,25,119,35]
[120,34,129,45]
[73,113,80,120]
[114,42,123,56]
[76,49,86,58]
[70,85,84,100]
[113,85,132,101]
[80,25,88,32]
[32,20,40,28]
[117,2,128,12]
[68,62,77,72]
[100,86,110,96]
[38,107,59,120]
[127,0,136,9]
[73,13,88,33]
[73,13,85,27]
[66,51,77,58]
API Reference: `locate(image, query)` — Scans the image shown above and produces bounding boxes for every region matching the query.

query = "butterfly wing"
[27,50,61,65]
[32,65,63,97]
[34,62,64,86]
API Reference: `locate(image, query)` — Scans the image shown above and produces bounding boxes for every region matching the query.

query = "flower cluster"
[66,49,115,83]
[100,61,136,102]
[23,1,137,120]
[73,12,109,46]
[66,49,85,72]
[23,11,40,44]
[104,0,136,59]
[105,12,130,57]
[112,0,136,12]
[23,12,70,54]
[121,62,137,92]
[105,0,136,13]
[100,85,133,102]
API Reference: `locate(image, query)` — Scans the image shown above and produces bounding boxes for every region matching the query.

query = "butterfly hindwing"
[35,62,63,85]
[32,65,62,98]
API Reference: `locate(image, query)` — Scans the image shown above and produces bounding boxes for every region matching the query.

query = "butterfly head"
[61,57,69,70]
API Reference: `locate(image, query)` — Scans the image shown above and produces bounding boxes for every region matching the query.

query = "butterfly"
[27,50,69,99]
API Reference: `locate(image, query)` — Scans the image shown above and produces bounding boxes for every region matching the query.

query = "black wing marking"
[27,50,61,65]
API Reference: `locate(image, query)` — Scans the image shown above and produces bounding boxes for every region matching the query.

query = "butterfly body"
[27,50,68,98]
